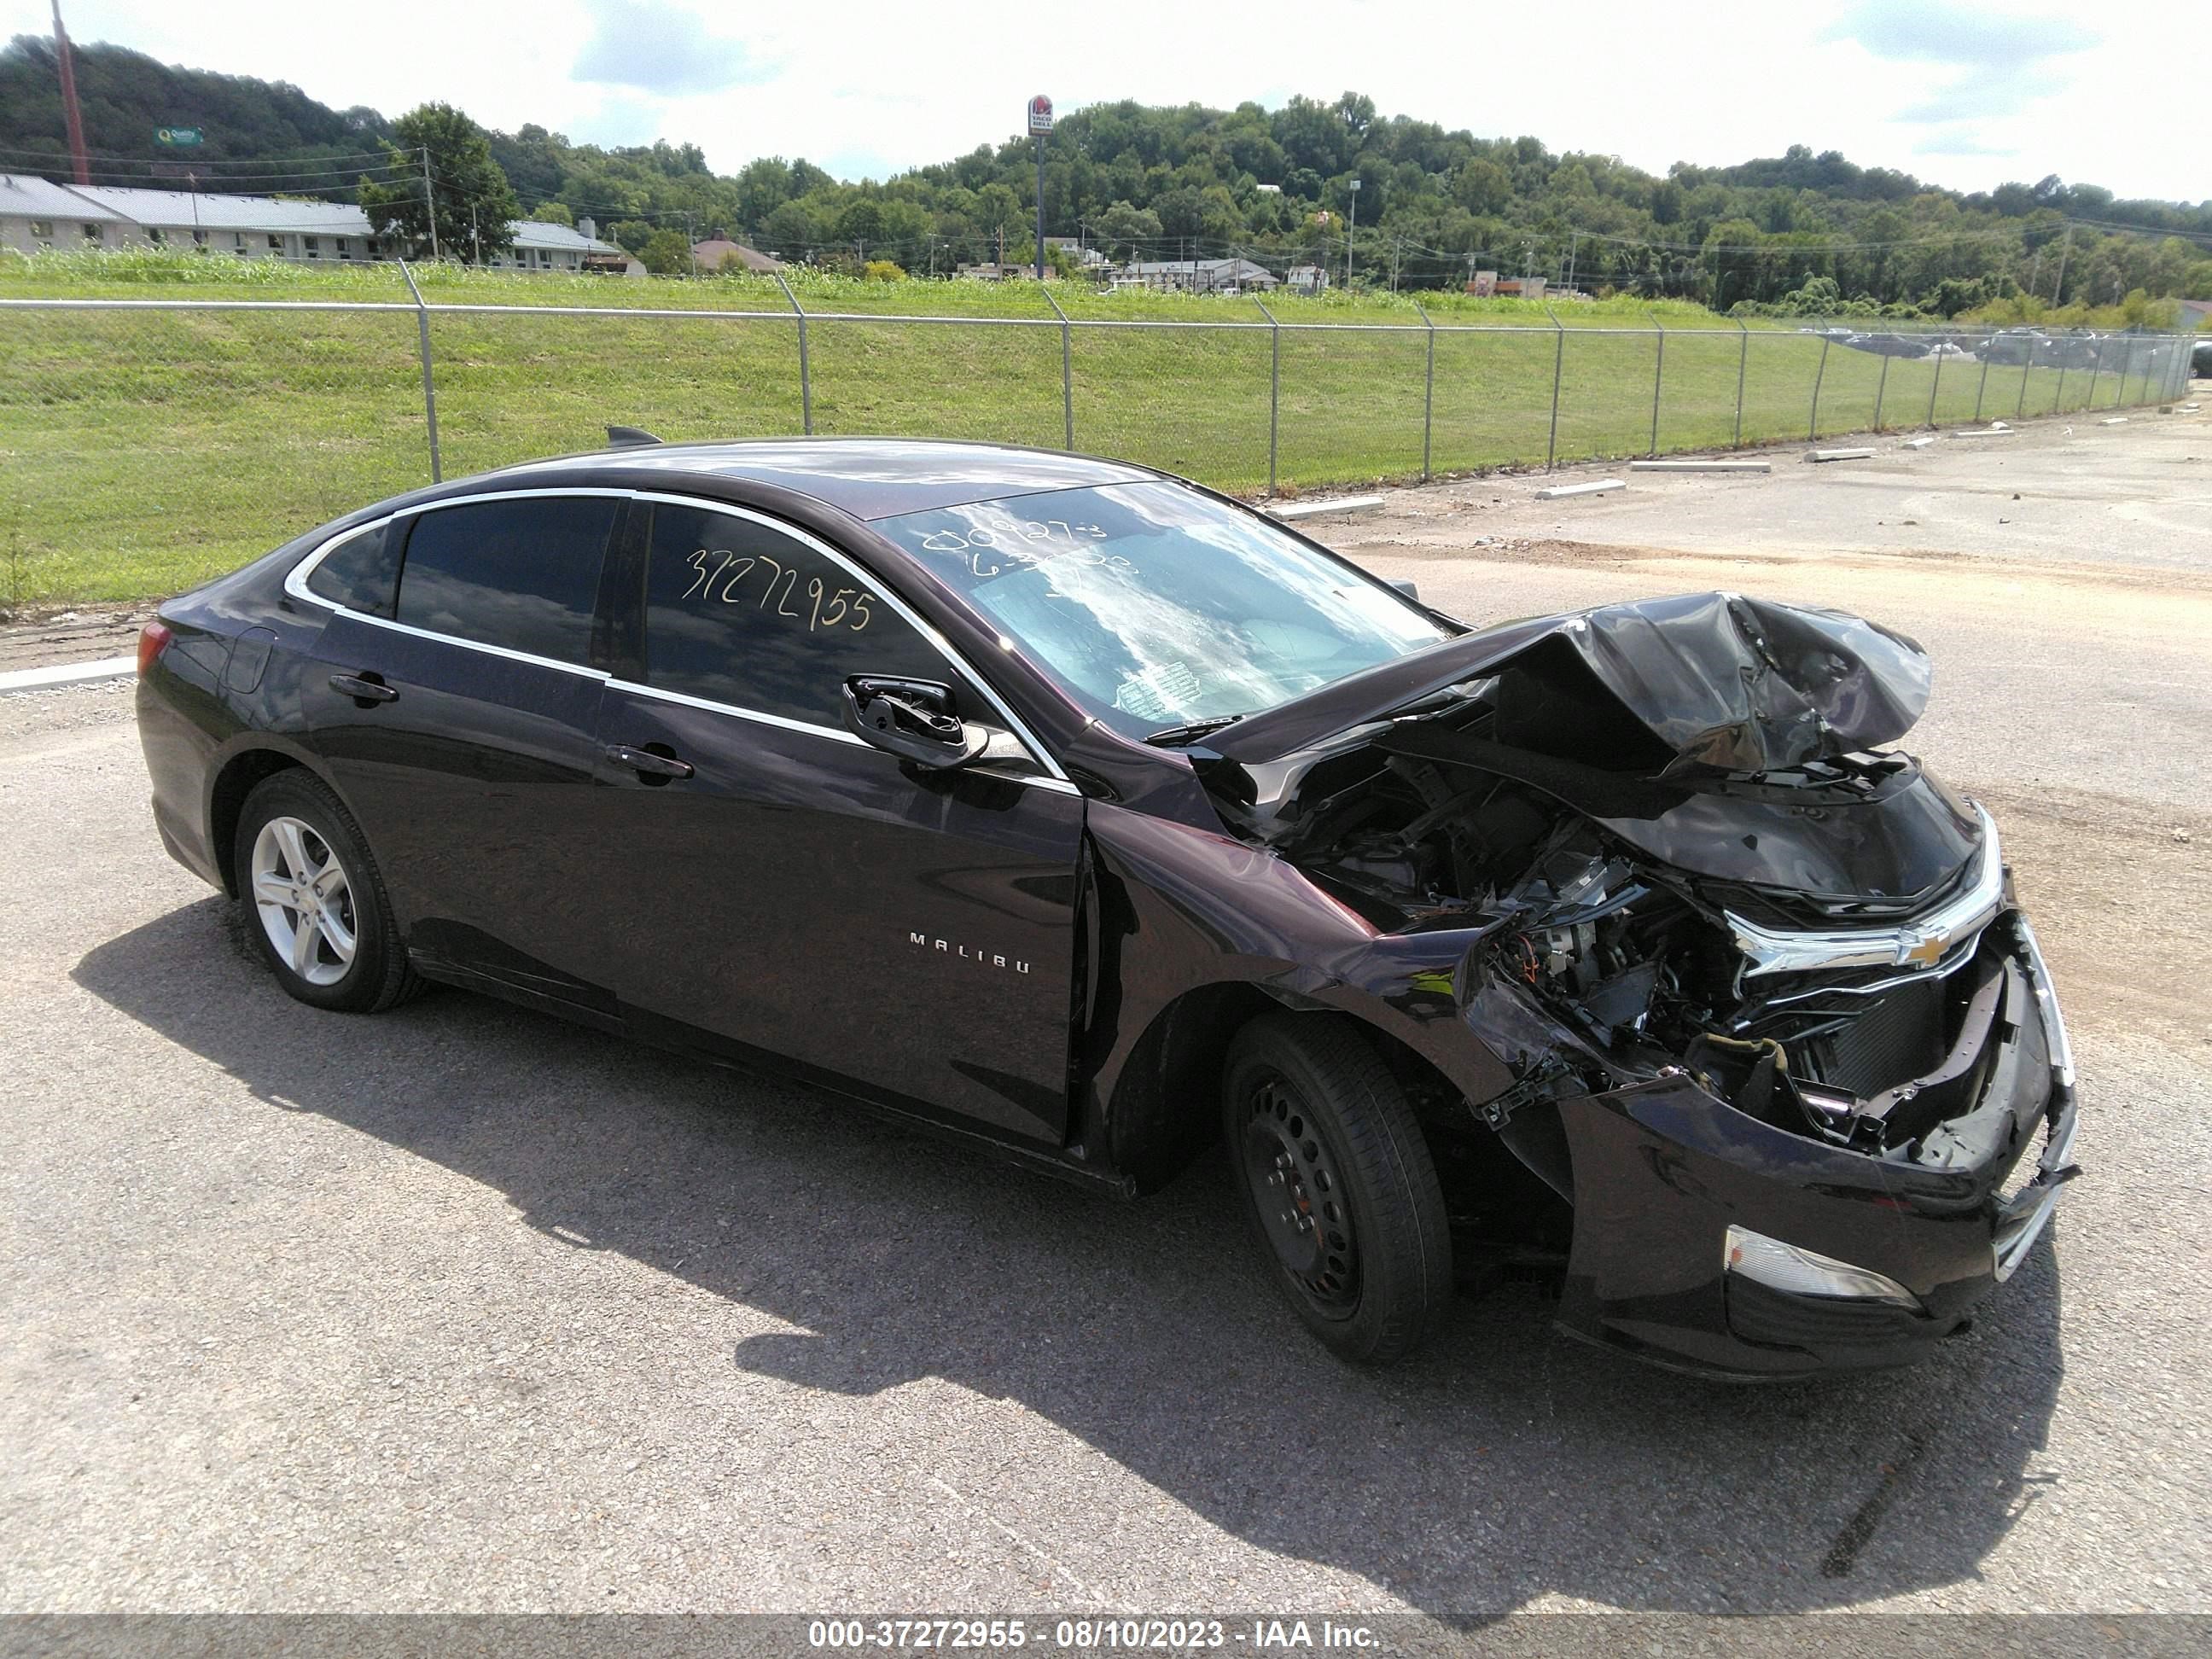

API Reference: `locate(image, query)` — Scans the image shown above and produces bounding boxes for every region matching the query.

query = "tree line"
[5,36,2209,317]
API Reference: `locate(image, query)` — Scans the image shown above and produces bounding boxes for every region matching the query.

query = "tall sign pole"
[51,1,90,185]
[1346,178,1359,291]
[1027,95,1053,280]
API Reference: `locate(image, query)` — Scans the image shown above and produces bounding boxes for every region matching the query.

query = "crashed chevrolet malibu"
[137,439,2079,1377]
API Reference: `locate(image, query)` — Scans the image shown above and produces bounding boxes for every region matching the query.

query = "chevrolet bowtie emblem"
[1900,930,1949,969]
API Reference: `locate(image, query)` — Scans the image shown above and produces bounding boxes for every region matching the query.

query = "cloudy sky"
[11,0,2203,203]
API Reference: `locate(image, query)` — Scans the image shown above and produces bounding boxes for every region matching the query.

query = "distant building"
[492,218,637,274]
[0,176,372,261]
[1287,265,1329,294]
[691,237,783,275]
[955,261,1033,281]
[1042,236,1108,271]
[0,174,637,272]
[1121,257,1278,294]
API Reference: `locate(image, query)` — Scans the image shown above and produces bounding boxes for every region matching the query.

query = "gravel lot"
[3,403,2209,1618]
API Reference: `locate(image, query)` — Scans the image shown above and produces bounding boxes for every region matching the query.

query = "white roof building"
[0,175,635,272]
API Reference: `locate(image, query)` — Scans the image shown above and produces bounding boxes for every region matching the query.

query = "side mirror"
[1388,578,1421,602]
[840,676,990,769]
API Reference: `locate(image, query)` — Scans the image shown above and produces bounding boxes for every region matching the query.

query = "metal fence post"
[2083,342,2099,413]
[1872,350,1890,432]
[1412,299,1435,481]
[1973,349,1992,423]
[1808,335,1831,441]
[2053,348,2069,416]
[1255,298,1281,497]
[1543,304,1565,470]
[1646,310,1665,457]
[1040,284,1074,451]
[1732,318,1749,449]
[2017,336,2035,419]
[771,271,812,435]
[1925,335,1944,428]
[398,260,441,483]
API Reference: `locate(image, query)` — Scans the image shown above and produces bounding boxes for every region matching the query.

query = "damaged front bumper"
[1516,909,2080,1378]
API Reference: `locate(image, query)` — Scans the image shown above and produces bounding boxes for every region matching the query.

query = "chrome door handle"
[605,743,694,780]
[329,672,398,704]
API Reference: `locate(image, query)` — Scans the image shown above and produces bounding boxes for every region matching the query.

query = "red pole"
[51,0,90,185]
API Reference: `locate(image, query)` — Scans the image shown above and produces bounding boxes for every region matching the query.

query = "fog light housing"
[1723,1225,1924,1311]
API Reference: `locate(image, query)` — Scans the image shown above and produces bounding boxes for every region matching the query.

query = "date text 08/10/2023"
[806,1617,1382,1650]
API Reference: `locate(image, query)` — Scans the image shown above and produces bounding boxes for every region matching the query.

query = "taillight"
[137,620,174,676]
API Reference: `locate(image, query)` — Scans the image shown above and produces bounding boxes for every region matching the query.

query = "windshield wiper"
[1144,713,1248,748]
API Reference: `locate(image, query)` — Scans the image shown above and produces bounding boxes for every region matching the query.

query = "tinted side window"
[394,496,618,664]
[305,520,401,616]
[643,503,945,725]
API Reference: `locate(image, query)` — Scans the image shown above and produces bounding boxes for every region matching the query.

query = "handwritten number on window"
[684,549,870,632]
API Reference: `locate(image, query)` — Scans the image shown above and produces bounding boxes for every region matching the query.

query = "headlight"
[1723,1225,1924,1311]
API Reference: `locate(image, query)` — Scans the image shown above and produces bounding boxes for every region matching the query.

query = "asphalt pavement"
[2,404,2209,1617]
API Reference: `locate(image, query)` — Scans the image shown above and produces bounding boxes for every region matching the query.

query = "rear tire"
[233,769,422,1014]
[1223,1013,1452,1364]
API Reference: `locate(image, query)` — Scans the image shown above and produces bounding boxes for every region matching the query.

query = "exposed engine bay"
[1186,591,2035,1169]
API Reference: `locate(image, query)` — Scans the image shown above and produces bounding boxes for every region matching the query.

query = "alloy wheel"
[250,815,358,987]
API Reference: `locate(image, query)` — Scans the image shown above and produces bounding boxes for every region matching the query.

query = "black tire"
[1222,1013,1452,1364]
[232,769,422,1014]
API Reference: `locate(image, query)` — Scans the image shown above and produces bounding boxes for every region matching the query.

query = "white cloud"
[13,0,2205,203]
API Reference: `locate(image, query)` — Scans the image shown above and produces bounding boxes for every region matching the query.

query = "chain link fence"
[0,290,2197,608]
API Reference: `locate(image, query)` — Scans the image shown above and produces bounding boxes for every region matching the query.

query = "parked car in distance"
[2192,338,2212,377]
[1844,332,1933,358]
[1975,329,2049,365]
[1925,341,1969,358]
[136,437,2080,1379]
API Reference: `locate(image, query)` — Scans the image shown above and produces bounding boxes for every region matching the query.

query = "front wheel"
[1223,1014,1452,1364]
[233,769,422,1013]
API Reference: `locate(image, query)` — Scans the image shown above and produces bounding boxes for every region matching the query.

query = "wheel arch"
[204,738,346,899]
[1099,981,1476,1195]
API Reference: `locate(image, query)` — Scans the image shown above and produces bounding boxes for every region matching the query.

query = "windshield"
[876,483,1451,739]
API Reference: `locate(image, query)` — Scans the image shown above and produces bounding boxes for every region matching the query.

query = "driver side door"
[584,494,1087,1145]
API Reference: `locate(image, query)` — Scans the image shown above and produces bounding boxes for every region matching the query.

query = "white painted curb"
[1534,479,1624,499]
[1809,448,1876,462]
[1270,495,1386,521]
[0,655,137,696]
[1627,459,1772,474]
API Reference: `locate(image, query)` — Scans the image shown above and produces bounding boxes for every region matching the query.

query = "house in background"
[1121,257,1278,294]
[490,218,638,274]
[1043,235,1108,272]
[1286,264,1329,294]
[690,237,782,274]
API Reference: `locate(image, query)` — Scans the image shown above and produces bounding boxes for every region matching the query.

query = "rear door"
[585,494,1086,1144]
[297,489,624,1016]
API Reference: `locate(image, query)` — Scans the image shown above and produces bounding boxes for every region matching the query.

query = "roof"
[65,184,371,233]
[692,237,782,272]
[1123,258,1273,278]
[0,174,128,222]
[507,219,626,255]
[474,438,1159,521]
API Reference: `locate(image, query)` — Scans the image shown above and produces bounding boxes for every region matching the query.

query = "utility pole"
[420,146,440,261]
[2052,226,2071,306]
[49,2,90,185]
[1566,229,1579,295]
[1346,178,1359,290]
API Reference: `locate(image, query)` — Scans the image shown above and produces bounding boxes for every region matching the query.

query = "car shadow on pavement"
[76,896,2066,1615]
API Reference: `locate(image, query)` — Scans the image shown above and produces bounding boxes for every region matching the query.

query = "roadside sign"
[154,127,203,146]
[1027,96,1053,136]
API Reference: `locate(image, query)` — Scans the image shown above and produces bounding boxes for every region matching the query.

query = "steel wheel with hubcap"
[1222,1013,1452,1364]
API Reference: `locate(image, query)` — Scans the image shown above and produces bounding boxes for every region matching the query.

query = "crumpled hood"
[1209,591,1932,776]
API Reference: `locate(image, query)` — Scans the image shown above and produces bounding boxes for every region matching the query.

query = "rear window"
[393,497,618,664]
[304,520,402,616]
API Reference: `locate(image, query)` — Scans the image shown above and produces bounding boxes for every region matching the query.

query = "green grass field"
[0,254,2191,608]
